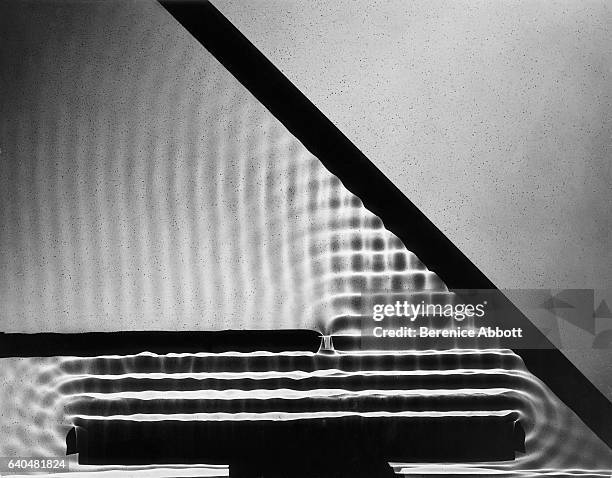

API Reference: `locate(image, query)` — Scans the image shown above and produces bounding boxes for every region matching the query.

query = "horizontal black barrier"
[69,415,523,471]
[0,330,321,357]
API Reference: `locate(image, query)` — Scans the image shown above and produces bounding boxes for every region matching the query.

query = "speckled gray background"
[213,0,612,291]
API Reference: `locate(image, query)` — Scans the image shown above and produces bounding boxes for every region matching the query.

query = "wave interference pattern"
[1,351,611,475]
[1,2,611,477]
[1,1,444,334]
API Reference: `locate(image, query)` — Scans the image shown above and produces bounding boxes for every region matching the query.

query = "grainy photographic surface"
[1,0,611,477]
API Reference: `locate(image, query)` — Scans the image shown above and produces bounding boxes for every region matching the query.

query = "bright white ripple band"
[67,388,518,400]
[69,411,516,421]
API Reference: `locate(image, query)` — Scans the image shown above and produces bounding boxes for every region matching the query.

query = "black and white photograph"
[1,1,611,476]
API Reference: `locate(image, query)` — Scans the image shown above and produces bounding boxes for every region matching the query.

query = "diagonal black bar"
[158,0,612,449]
